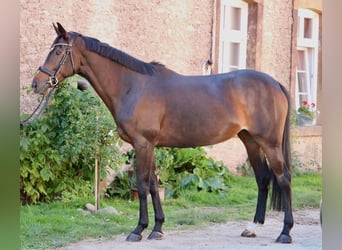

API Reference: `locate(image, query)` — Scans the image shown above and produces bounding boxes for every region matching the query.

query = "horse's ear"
[53,22,69,40]
[53,23,59,35]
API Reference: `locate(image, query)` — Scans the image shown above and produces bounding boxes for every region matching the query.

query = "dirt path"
[59,209,321,250]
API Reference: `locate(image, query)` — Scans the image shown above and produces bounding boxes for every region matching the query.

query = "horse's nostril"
[32,80,37,90]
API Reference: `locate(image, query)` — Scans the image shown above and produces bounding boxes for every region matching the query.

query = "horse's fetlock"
[155,216,165,224]
[140,222,148,229]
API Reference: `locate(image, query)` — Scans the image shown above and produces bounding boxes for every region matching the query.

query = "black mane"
[82,35,160,76]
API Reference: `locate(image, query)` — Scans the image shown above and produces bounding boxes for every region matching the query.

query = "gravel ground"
[58,209,321,250]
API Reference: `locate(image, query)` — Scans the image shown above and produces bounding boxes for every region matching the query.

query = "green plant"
[108,147,232,199]
[20,76,125,204]
[158,147,231,196]
[297,100,318,119]
[106,170,136,199]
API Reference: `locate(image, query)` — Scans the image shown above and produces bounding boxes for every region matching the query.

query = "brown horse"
[31,23,293,243]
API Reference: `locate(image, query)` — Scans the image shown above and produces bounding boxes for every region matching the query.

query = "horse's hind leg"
[263,145,293,243]
[238,130,271,237]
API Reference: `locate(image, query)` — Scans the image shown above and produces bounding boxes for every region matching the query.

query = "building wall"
[20,0,214,114]
[292,126,322,172]
[20,0,300,112]
[259,0,293,89]
[205,129,322,174]
[20,0,322,172]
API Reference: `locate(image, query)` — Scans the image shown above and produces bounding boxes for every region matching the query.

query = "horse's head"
[32,23,79,94]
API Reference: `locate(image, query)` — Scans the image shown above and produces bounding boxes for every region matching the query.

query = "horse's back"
[128,69,288,148]
[150,70,285,147]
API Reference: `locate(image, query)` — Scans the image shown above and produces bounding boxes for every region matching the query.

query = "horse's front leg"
[126,140,154,242]
[148,164,165,240]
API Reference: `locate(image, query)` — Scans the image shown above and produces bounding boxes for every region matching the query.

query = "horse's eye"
[56,49,62,55]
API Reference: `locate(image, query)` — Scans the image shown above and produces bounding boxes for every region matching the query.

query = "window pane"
[296,50,306,71]
[230,7,241,30]
[304,17,313,39]
[297,72,308,92]
[230,42,240,67]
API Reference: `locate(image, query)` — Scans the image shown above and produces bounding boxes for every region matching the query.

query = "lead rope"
[20,85,56,129]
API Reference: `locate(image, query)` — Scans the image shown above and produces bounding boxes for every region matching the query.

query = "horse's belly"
[141,85,243,147]
[156,117,241,148]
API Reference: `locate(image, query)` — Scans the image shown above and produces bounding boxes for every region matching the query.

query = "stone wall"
[206,128,323,174]
[292,126,322,172]
[20,0,297,111]
[20,0,214,114]
[259,0,294,88]
[20,0,322,172]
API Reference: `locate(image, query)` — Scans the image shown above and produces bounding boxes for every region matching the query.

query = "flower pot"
[297,113,316,126]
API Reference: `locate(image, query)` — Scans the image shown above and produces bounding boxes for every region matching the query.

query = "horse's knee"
[276,172,291,189]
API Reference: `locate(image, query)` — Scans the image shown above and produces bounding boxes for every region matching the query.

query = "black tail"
[270,83,292,211]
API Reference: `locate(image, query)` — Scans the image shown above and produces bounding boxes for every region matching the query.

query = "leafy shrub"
[108,147,232,199]
[20,77,124,204]
[157,147,231,197]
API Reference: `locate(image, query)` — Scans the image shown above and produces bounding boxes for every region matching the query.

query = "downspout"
[209,0,217,73]
[289,0,295,97]
[202,0,216,75]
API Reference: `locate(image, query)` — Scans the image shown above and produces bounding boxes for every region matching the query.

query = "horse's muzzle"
[31,79,49,94]
[31,79,38,91]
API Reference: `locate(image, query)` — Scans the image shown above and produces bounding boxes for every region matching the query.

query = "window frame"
[217,0,248,73]
[295,8,319,111]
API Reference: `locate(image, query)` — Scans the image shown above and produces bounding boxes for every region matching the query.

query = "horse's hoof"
[241,229,256,238]
[126,232,142,242]
[148,231,164,240]
[276,233,292,243]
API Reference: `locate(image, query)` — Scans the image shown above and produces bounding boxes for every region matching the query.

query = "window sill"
[292,125,322,137]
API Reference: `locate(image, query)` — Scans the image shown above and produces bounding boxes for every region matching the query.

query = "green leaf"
[205,177,227,191]
[40,168,52,181]
[38,154,45,163]
[20,136,30,151]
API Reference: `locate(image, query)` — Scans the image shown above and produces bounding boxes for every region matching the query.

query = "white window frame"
[295,47,312,106]
[218,0,248,73]
[295,8,319,110]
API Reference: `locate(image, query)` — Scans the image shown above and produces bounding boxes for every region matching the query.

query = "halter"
[38,41,76,87]
[20,40,76,128]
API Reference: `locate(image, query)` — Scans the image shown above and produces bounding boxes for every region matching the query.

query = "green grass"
[20,173,321,249]
[292,172,322,208]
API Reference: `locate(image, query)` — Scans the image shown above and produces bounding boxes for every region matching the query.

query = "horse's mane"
[81,35,163,76]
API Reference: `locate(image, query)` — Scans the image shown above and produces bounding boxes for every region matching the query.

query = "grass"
[20,173,321,249]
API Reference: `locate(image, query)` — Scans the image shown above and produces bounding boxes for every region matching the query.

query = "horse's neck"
[78,51,143,116]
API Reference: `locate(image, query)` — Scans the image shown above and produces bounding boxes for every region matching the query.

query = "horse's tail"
[270,83,292,211]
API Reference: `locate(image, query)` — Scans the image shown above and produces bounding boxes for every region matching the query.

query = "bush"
[157,147,232,197]
[108,147,232,199]
[20,77,125,204]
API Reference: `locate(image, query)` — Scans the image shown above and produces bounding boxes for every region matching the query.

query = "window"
[296,9,319,110]
[218,0,248,73]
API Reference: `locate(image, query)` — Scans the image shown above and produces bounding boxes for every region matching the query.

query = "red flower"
[311,103,316,108]
[302,100,308,106]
